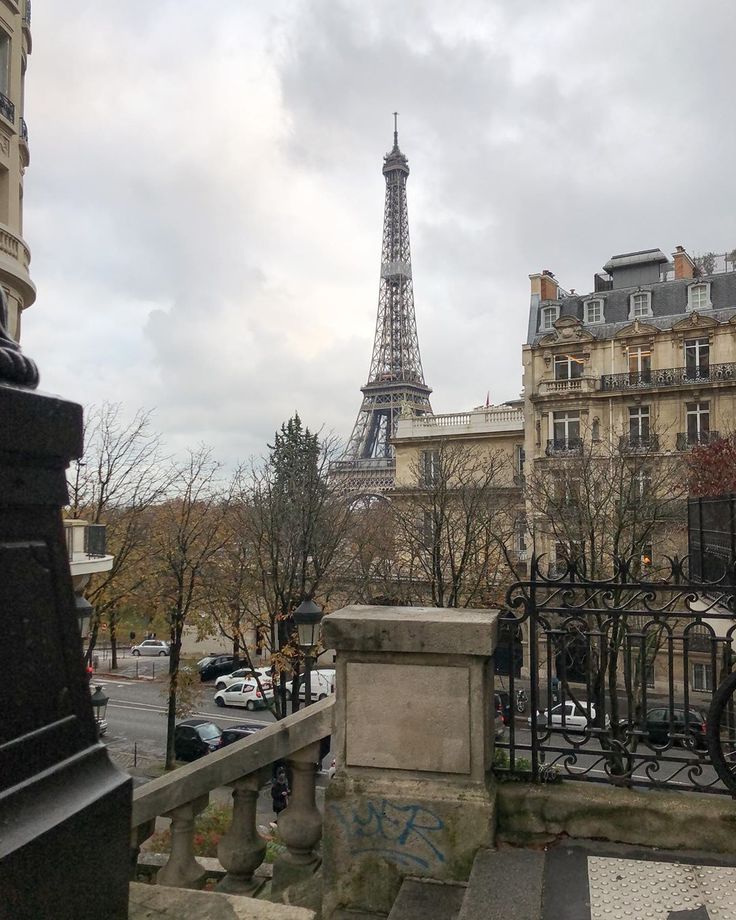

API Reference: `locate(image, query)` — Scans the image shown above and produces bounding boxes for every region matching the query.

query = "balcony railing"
[619,433,660,453]
[64,522,107,560]
[537,376,598,396]
[676,430,720,451]
[84,523,107,557]
[601,363,736,392]
[131,697,333,891]
[545,437,583,456]
[23,0,30,26]
[19,116,28,144]
[0,91,14,124]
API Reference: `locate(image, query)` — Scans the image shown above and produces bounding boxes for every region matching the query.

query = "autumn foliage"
[688,434,736,497]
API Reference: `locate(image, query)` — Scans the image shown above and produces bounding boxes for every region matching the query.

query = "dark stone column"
[0,296,132,920]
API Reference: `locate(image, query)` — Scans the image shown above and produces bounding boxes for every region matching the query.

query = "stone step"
[387,878,467,920]
[128,882,315,919]
[457,848,544,920]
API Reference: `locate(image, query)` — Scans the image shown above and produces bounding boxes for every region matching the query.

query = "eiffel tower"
[333,116,433,493]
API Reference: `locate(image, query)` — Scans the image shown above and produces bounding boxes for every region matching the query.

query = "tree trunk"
[110,612,118,670]
[85,619,100,666]
[165,617,183,771]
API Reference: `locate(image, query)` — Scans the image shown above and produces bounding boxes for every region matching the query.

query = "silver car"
[131,639,170,657]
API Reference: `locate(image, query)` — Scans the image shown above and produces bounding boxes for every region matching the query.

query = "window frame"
[692,662,713,693]
[687,282,712,312]
[420,449,440,487]
[540,305,559,332]
[629,291,653,320]
[552,410,581,445]
[553,353,585,381]
[686,400,710,443]
[684,337,710,378]
[628,405,651,440]
[584,299,604,325]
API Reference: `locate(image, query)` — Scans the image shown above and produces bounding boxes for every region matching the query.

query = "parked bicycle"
[515,687,528,714]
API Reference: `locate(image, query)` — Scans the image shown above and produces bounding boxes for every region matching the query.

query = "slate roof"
[527,270,736,345]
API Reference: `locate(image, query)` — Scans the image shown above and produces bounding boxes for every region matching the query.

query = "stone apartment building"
[0,0,33,341]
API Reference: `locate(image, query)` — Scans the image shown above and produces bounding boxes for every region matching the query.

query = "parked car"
[495,691,511,726]
[644,705,708,750]
[199,655,243,682]
[130,639,170,657]
[218,722,267,748]
[528,700,606,732]
[214,679,274,710]
[214,666,272,691]
[174,719,223,761]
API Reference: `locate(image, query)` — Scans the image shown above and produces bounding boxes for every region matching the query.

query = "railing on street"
[496,555,736,795]
[130,697,333,892]
[601,363,736,392]
[676,431,720,451]
[545,437,583,456]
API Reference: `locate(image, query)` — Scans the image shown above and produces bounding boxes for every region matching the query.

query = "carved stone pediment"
[614,320,660,341]
[672,312,719,332]
[538,315,594,347]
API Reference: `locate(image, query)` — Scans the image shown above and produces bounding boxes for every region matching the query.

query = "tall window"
[628,345,651,382]
[584,300,603,324]
[684,338,709,379]
[552,411,580,447]
[688,284,711,311]
[514,444,525,478]
[629,291,652,319]
[421,449,440,486]
[629,405,650,442]
[686,401,710,445]
[540,305,558,331]
[0,32,9,98]
[554,353,584,380]
[692,662,713,692]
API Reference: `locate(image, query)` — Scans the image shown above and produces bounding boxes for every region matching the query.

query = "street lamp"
[90,685,109,737]
[293,598,324,708]
[75,595,93,639]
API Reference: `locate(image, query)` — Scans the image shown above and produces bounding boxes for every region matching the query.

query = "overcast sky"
[21,0,736,466]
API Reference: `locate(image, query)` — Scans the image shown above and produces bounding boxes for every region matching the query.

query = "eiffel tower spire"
[334,117,433,493]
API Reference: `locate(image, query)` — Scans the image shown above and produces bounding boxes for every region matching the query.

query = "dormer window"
[584,299,604,324]
[629,291,652,320]
[540,305,559,331]
[687,282,712,312]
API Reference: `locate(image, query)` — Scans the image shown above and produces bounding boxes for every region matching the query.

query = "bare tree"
[523,424,689,767]
[67,403,169,668]
[150,446,230,769]
[391,441,517,608]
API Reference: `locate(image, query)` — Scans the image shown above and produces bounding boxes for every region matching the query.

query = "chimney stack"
[672,245,695,280]
[529,270,559,302]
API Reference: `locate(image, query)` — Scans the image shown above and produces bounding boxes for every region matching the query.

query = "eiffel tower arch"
[332,118,433,494]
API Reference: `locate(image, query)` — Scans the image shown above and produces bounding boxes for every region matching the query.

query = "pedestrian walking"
[271,766,289,822]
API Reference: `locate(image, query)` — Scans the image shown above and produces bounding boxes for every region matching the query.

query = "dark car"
[198,655,243,682]
[219,722,267,748]
[645,705,708,750]
[174,719,223,761]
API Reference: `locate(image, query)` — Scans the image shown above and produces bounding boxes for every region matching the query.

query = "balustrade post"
[216,771,267,895]
[129,819,155,881]
[157,794,209,889]
[272,741,322,895]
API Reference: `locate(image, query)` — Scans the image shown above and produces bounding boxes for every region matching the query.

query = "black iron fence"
[689,494,736,584]
[495,554,736,795]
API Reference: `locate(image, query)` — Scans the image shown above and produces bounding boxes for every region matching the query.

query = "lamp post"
[90,684,109,737]
[293,598,323,709]
[75,594,93,640]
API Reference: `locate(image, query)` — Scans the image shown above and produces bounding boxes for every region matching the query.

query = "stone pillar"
[157,795,209,890]
[322,605,498,919]
[272,741,323,896]
[217,772,267,895]
[0,292,132,920]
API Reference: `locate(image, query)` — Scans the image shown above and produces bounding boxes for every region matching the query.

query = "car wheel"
[318,693,327,700]
[131,649,140,656]
[215,697,225,707]
[158,650,167,656]
[246,700,256,711]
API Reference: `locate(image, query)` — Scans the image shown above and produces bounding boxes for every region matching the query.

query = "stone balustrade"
[131,697,333,896]
[394,406,523,439]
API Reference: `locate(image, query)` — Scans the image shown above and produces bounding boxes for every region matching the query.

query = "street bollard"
[135,659,139,680]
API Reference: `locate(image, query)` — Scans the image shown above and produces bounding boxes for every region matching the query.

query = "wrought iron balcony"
[19,116,28,144]
[619,433,660,453]
[23,0,31,26]
[601,363,736,392]
[545,437,583,456]
[676,430,720,451]
[0,91,14,124]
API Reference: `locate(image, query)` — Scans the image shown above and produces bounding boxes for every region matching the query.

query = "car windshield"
[198,723,221,741]
[197,657,214,667]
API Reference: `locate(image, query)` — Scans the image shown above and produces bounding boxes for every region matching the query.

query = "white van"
[297,669,336,701]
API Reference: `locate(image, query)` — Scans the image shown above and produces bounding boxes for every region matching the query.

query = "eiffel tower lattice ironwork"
[333,117,432,493]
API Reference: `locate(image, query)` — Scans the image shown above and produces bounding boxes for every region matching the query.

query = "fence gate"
[495,554,736,796]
